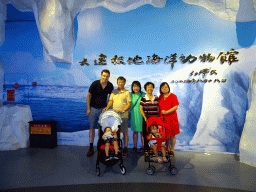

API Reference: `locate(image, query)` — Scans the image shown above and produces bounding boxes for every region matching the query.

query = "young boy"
[102,127,119,161]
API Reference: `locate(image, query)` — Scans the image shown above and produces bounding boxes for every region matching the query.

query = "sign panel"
[7,90,15,101]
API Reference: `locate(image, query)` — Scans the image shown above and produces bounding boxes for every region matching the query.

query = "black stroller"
[96,110,126,176]
[143,116,178,175]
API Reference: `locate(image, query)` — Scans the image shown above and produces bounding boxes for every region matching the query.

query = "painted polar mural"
[1,0,256,154]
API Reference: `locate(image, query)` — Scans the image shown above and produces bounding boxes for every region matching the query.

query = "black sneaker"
[122,147,128,157]
[131,147,137,154]
[105,156,111,161]
[87,148,94,156]
[138,147,144,153]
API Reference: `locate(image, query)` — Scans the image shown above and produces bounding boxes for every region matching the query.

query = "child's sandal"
[157,157,163,163]
[163,157,168,163]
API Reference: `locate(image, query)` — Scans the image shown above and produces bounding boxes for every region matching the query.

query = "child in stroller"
[96,110,126,176]
[144,116,178,175]
[102,127,119,161]
[148,124,168,163]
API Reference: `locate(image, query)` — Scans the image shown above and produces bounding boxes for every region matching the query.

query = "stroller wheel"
[150,165,156,172]
[147,167,154,175]
[168,165,178,175]
[120,165,126,175]
[96,167,100,176]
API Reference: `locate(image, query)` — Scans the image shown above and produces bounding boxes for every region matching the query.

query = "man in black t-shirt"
[86,69,114,156]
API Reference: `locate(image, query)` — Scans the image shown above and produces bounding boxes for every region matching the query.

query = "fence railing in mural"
[79,48,239,69]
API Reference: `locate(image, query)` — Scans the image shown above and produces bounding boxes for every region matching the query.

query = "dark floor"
[0,146,256,191]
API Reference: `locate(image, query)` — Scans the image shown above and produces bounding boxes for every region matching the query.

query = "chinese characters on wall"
[80,48,238,67]
[79,48,239,83]
[171,68,227,84]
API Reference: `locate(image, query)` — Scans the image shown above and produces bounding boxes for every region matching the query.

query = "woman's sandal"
[169,151,175,157]
[163,157,168,163]
[157,157,163,163]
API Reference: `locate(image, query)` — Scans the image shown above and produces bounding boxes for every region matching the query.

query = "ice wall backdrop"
[1,0,256,155]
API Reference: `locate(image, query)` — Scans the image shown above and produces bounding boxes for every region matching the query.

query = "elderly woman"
[140,82,159,153]
[159,82,180,157]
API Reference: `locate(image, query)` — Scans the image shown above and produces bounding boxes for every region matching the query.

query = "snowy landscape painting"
[1,0,256,154]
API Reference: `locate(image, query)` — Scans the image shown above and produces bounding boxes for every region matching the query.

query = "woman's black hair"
[159,82,170,95]
[131,81,142,94]
[144,82,155,91]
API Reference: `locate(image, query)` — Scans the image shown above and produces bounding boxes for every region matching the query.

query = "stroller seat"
[147,123,168,151]
[96,110,126,176]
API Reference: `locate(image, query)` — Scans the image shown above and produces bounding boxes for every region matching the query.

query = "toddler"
[148,125,168,163]
[102,127,119,161]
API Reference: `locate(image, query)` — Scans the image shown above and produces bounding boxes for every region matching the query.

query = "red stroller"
[144,116,178,175]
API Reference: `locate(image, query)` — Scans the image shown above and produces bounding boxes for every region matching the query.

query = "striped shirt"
[140,94,159,117]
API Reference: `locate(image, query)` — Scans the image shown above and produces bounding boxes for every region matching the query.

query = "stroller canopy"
[146,116,167,139]
[98,110,122,132]
[147,116,165,129]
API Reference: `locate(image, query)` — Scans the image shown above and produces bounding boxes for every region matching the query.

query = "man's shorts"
[88,107,103,129]
[120,118,128,133]
[105,138,117,145]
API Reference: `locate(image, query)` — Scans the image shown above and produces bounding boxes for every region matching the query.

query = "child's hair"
[104,127,112,132]
[149,124,158,133]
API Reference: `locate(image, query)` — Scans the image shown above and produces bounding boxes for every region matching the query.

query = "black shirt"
[89,80,114,109]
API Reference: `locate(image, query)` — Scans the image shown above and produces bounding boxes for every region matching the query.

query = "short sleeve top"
[89,80,114,108]
[159,93,179,116]
[140,94,159,117]
[109,88,131,111]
